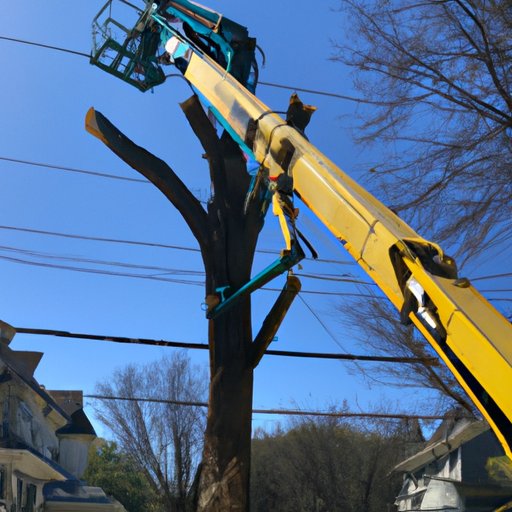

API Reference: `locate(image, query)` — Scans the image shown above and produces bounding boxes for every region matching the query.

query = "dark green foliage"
[251,419,420,512]
[83,440,160,512]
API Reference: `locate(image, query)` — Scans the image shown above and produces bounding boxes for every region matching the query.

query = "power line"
[0,156,148,183]
[258,80,377,103]
[0,224,202,253]
[0,35,90,58]
[0,35,368,103]
[0,224,355,265]
[0,241,370,284]
[1,250,509,301]
[84,393,456,421]
[14,326,437,365]
[472,273,512,282]
[0,226,509,292]
[0,252,203,286]
[0,244,204,276]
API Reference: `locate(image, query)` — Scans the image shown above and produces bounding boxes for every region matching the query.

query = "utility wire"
[0,225,509,289]
[0,252,379,298]
[0,35,90,58]
[0,241,371,285]
[0,251,509,301]
[0,156,148,184]
[471,273,512,282]
[0,35,368,103]
[84,393,456,421]
[14,326,438,365]
[297,294,369,379]
[0,224,355,265]
[258,80,378,104]
[0,244,204,276]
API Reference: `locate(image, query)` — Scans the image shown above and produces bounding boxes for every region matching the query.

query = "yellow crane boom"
[179,41,512,458]
[89,1,512,457]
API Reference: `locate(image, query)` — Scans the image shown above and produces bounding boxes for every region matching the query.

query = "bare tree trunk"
[87,95,296,511]
[179,97,261,511]
[197,307,254,511]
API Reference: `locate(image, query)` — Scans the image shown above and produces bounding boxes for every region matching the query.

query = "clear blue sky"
[1,1,510,436]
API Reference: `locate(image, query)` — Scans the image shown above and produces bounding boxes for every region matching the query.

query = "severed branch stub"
[250,275,301,368]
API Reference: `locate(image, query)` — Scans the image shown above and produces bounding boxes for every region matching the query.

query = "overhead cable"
[0,35,368,103]
[0,251,509,301]
[0,224,354,264]
[0,156,148,183]
[84,393,460,421]
[0,35,90,58]
[15,326,438,365]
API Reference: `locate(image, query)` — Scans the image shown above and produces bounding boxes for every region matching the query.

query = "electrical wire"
[0,248,509,301]
[15,326,438,365]
[85,393,452,420]
[0,35,370,103]
[0,244,204,276]
[297,294,371,380]
[0,251,382,298]
[0,224,355,264]
[0,156,149,183]
[472,273,512,281]
[0,35,90,58]
[0,241,369,284]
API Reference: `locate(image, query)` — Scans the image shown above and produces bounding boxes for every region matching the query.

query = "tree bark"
[87,97,297,511]
[180,96,262,511]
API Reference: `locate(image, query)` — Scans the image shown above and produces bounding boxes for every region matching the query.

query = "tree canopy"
[250,417,424,512]
[92,352,207,511]
[334,0,512,260]
[84,440,160,512]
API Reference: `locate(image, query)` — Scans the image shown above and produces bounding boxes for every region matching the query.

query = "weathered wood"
[251,275,301,368]
[179,96,262,511]
[86,98,278,511]
[85,107,209,255]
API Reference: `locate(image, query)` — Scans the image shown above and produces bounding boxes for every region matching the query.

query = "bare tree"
[333,0,512,261]
[251,415,419,512]
[338,294,476,414]
[86,94,301,511]
[93,352,207,511]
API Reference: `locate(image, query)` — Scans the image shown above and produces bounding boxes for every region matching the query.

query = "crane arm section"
[90,5,512,458]
[169,42,512,458]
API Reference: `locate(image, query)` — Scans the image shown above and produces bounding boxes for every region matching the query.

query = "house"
[0,320,126,512]
[393,415,512,512]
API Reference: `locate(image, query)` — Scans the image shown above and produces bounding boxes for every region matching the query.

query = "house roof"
[393,417,489,473]
[0,342,70,422]
[48,390,84,415]
[56,409,96,437]
[44,480,127,510]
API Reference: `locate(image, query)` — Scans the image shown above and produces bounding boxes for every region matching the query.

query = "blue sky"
[1,1,510,437]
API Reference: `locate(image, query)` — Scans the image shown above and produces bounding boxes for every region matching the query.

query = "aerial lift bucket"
[91,0,166,91]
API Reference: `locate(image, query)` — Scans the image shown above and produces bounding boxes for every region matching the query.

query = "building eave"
[393,420,489,473]
[0,448,70,481]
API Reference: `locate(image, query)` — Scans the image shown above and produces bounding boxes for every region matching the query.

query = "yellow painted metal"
[272,193,293,251]
[181,49,512,457]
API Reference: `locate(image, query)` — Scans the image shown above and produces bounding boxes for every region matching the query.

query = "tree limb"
[179,95,228,204]
[250,275,301,368]
[85,107,209,254]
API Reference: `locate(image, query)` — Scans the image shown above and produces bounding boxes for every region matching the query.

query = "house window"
[16,478,23,512]
[0,467,5,500]
[24,484,36,512]
[411,493,424,509]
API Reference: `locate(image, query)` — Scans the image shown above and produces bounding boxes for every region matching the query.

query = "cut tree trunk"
[87,95,299,512]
